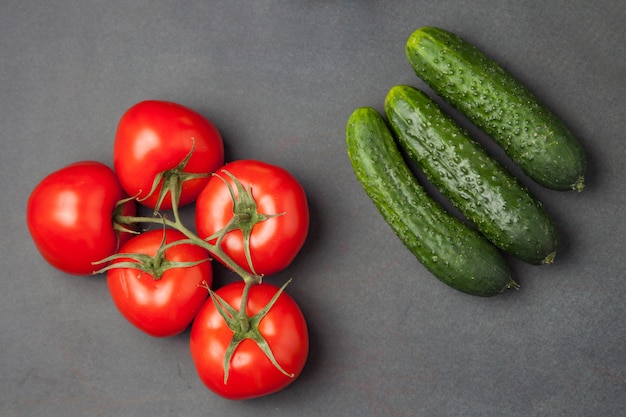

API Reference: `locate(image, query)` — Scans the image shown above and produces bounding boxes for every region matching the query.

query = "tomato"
[26,161,136,275]
[190,281,308,400]
[113,100,224,210]
[195,160,309,276]
[106,229,212,337]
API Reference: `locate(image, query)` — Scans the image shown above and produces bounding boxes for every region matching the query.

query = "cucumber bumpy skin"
[346,107,515,297]
[406,26,587,192]
[385,85,558,265]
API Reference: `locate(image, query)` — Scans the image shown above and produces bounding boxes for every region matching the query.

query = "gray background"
[1,1,624,416]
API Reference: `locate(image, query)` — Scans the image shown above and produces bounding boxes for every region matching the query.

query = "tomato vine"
[101,159,307,388]
[28,101,309,399]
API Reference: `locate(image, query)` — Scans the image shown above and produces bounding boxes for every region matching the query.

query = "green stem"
[168,174,183,225]
[237,279,254,333]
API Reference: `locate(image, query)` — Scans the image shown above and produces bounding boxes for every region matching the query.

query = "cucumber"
[346,107,515,296]
[405,26,587,192]
[385,85,558,265]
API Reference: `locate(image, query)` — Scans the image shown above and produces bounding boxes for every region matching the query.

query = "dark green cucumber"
[346,107,515,296]
[385,85,558,265]
[405,26,587,192]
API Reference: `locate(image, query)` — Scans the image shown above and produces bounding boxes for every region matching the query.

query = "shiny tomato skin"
[190,281,309,400]
[113,100,224,209]
[107,229,212,337]
[26,161,136,275]
[195,160,309,276]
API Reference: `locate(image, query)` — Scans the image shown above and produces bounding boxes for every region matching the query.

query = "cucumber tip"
[573,176,585,192]
[542,251,557,265]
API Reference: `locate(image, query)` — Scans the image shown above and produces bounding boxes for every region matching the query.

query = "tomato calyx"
[141,138,210,213]
[93,225,209,279]
[204,170,285,276]
[200,279,295,384]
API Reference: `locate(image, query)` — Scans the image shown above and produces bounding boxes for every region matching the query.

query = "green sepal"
[139,138,210,213]
[92,253,208,279]
[92,225,209,278]
[206,279,294,384]
[210,170,285,276]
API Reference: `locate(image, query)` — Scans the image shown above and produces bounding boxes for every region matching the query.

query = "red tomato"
[113,100,224,210]
[106,229,212,337]
[190,281,308,400]
[195,160,309,276]
[26,161,136,275]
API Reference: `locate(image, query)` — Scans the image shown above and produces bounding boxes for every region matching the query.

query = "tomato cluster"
[26,100,310,400]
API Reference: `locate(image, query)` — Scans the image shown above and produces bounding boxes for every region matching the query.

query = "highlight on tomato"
[113,100,225,210]
[195,160,309,277]
[98,228,212,337]
[26,161,136,275]
[190,281,309,400]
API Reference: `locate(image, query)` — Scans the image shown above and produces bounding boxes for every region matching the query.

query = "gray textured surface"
[1,1,625,416]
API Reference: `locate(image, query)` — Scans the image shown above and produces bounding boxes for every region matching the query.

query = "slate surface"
[1,1,624,416]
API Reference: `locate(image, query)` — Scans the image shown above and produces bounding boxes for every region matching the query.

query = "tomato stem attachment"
[139,138,210,213]
[200,279,295,384]
[92,224,210,279]
[209,170,285,277]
